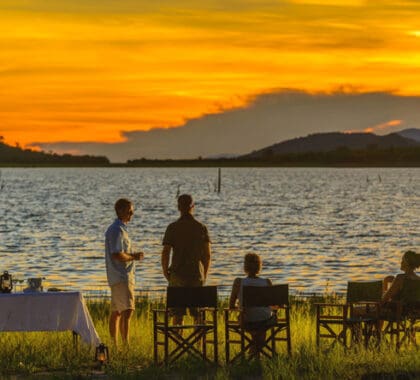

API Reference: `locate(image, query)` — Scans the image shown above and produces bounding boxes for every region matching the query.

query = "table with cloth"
[0,291,101,346]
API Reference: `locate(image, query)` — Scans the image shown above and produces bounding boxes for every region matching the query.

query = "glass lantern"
[95,343,109,365]
[0,271,13,293]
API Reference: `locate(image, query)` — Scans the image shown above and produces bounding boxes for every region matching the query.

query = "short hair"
[178,194,194,213]
[114,198,132,218]
[244,253,262,276]
[403,250,420,269]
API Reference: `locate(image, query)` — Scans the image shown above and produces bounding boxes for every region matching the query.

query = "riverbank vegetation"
[0,296,419,379]
[1,136,420,167]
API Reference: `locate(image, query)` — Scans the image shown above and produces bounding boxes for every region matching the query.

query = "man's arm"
[161,245,171,281]
[112,251,144,262]
[202,242,211,280]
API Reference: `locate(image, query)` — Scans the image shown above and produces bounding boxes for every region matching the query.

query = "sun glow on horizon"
[1,1,420,148]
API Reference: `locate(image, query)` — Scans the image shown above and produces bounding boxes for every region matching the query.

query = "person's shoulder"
[265,278,273,286]
[192,217,208,229]
[232,277,242,286]
[106,219,120,233]
[165,220,179,229]
[394,273,407,283]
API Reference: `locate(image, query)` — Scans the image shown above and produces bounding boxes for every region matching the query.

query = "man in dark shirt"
[161,194,211,324]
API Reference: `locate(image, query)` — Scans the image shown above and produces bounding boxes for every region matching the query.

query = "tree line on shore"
[0,138,109,166]
[1,137,420,167]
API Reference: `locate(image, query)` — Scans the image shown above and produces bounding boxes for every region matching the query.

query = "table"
[0,291,101,346]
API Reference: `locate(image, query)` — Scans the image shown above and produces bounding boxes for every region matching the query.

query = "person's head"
[177,194,194,215]
[401,250,420,272]
[244,253,262,276]
[114,198,134,223]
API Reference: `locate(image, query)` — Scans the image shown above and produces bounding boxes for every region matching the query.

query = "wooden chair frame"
[153,286,218,366]
[381,279,420,350]
[315,281,382,349]
[224,284,291,363]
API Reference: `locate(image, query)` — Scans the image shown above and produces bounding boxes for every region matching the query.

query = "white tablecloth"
[0,292,101,346]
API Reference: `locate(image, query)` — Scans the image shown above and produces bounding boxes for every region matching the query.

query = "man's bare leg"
[120,309,134,344]
[109,311,121,346]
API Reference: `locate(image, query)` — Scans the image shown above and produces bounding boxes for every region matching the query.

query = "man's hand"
[132,252,144,261]
[161,245,171,282]
[163,269,170,281]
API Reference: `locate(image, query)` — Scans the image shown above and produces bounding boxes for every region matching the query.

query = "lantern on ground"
[0,271,13,293]
[95,343,109,365]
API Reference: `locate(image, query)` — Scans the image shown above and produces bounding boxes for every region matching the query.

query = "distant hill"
[242,131,420,159]
[397,128,420,142]
[0,139,110,165]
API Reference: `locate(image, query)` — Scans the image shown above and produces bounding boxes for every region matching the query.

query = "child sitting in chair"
[229,253,275,354]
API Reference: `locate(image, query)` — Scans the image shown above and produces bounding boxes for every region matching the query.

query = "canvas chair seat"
[315,281,383,349]
[153,286,218,366]
[381,279,420,349]
[224,284,291,363]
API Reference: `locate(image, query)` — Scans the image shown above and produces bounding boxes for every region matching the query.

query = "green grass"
[1,296,419,379]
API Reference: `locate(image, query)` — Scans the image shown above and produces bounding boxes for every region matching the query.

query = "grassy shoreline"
[1,297,419,379]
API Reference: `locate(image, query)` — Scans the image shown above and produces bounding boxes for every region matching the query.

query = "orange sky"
[1,0,420,147]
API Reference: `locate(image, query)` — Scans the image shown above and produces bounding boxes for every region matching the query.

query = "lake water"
[0,167,419,295]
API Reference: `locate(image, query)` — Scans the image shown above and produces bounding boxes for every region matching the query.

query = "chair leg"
[225,310,230,364]
[271,327,276,354]
[153,312,158,364]
[202,311,207,361]
[213,310,218,364]
[240,328,245,358]
[72,331,79,352]
[316,307,320,348]
[164,313,169,366]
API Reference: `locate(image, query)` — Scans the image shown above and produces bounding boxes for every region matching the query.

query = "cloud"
[345,119,403,134]
[34,90,420,162]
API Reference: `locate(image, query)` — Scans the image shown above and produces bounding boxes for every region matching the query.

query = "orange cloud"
[1,1,420,148]
[345,120,403,135]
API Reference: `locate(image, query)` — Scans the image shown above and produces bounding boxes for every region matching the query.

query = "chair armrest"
[152,309,168,314]
[315,303,345,308]
[351,301,381,306]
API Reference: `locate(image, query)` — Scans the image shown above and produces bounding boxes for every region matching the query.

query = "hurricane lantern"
[95,343,109,365]
[0,271,13,293]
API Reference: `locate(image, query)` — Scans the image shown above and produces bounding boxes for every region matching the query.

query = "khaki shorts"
[110,281,135,313]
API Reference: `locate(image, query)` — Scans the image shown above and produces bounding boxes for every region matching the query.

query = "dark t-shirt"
[162,214,210,281]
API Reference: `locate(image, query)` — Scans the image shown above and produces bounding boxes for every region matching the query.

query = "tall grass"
[0,296,419,379]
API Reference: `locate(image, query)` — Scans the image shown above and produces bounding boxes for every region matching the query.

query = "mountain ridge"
[241,129,420,159]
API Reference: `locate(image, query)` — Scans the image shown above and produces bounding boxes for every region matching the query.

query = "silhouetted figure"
[382,250,420,302]
[105,198,145,347]
[161,194,211,325]
[229,253,275,355]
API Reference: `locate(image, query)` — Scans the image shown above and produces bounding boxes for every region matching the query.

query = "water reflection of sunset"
[1,1,420,147]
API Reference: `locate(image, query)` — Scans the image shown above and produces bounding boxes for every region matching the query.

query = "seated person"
[229,253,275,354]
[382,250,420,303]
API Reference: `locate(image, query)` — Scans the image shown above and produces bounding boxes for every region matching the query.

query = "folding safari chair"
[153,286,218,366]
[382,278,420,350]
[224,284,291,363]
[316,280,382,349]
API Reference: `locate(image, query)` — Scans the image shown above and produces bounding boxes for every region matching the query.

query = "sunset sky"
[1,0,420,160]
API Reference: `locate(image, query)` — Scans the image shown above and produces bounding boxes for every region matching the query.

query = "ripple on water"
[0,167,419,293]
